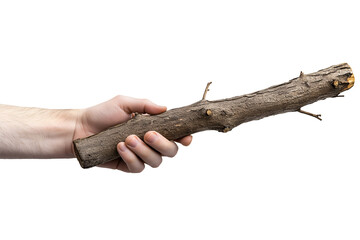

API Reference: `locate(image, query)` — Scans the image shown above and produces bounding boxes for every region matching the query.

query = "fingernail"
[146,131,158,143]
[126,135,138,148]
[118,142,127,152]
[156,105,167,112]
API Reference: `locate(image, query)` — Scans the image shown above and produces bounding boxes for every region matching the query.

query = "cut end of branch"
[344,74,355,91]
[333,74,355,92]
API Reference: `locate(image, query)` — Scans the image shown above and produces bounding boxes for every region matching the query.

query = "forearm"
[0,104,78,159]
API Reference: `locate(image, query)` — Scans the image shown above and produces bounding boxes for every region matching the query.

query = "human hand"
[73,95,192,172]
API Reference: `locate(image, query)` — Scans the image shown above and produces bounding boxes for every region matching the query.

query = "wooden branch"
[298,109,322,121]
[202,81,212,100]
[73,63,355,168]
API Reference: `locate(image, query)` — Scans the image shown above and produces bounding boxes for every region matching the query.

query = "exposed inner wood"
[73,63,354,169]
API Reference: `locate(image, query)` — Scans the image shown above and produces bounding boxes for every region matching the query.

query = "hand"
[73,95,192,173]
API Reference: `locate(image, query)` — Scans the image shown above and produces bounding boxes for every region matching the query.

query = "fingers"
[97,158,131,173]
[125,135,163,168]
[175,135,193,146]
[144,131,178,157]
[117,142,145,173]
[114,95,167,115]
[112,132,190,173]
[97,132,193,173]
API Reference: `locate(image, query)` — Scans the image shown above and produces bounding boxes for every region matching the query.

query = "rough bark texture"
[74,63,354,168]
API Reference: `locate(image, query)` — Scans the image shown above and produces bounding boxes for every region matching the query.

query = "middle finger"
[125,135,162,168]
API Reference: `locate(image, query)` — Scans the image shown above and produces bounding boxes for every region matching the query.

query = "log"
[73,63,355,168]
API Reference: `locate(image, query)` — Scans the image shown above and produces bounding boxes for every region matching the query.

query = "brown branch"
[202,82,212,100]
[73,63,355,169]
[298,109,322,121]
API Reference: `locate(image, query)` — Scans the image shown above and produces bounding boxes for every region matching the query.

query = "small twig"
[202,82,212,100]
[298,109,322,121]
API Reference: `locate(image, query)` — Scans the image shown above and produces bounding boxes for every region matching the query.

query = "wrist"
[21,108,80,158]
[49,109,80,158]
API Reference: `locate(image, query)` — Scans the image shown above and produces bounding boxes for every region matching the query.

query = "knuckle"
[132,165,145,173]
[113,95,124,102]
[141,98,152,106]
[122,155,134,165]
[167,144,178,158]
[168,151,177,158]
[150,159,162,168]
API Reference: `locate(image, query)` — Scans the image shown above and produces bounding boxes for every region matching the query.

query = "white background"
[0,0,359,239]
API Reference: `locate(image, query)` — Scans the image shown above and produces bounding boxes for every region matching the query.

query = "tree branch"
[73,63,355,168]
[202,81,212,100]
[298,109,322,121]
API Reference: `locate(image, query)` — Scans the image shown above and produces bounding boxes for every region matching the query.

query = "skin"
[0,95,192,173]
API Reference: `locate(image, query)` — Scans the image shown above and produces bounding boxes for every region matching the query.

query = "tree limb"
[73,63,355,168]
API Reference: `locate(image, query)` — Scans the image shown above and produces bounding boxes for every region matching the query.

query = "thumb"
[119,96,167,115]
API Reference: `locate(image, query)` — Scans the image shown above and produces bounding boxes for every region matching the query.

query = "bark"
[73,63,354,168]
